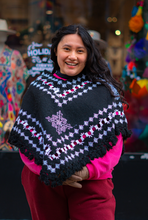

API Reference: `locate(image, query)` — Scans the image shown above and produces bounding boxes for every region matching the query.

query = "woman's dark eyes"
[64,47,70,51]
[64,48,84,53]
[78,50,84,53]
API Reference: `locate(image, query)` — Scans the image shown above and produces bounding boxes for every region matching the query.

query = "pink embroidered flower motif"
[46,110,72,135]
[0,56,6,64]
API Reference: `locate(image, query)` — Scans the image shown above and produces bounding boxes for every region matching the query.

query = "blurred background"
[1,1,148,219]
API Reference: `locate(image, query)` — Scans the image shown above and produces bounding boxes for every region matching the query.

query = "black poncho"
[8,70,131,187]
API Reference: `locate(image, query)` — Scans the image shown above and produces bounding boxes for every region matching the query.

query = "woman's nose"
[68,51,77,60]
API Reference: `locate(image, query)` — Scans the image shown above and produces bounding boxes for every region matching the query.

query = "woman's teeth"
[66,62,77,66]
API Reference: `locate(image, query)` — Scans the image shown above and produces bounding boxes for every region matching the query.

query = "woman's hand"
[63,166,89,188]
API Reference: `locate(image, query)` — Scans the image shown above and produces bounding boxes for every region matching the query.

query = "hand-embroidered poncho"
[8,70,131,187]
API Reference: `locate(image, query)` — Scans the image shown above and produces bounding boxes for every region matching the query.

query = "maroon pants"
[22,165,116,220]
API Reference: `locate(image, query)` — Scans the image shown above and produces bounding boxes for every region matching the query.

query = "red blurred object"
[128,61,137,71]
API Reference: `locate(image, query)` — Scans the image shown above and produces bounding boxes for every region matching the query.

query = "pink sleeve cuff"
[86,163,96,180]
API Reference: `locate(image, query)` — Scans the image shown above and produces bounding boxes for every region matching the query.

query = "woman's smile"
[65,62,78,66]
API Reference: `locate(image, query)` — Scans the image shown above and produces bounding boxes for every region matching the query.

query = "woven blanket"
[8,70,131,187]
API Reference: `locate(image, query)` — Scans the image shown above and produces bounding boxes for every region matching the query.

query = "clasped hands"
[63,166,89,188]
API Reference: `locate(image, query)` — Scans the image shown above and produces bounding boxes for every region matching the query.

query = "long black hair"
[51,24,125,103]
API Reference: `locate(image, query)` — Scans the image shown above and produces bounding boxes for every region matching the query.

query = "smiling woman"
[8,24,131,220]
[55,34,87,76]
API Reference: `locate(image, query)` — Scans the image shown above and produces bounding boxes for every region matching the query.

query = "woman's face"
[56,34,87,76]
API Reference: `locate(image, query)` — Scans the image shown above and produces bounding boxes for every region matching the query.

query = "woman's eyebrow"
[62,44,71,47]
[63,44,85,49]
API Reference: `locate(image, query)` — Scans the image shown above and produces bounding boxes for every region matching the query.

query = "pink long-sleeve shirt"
[19,72,123,180]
